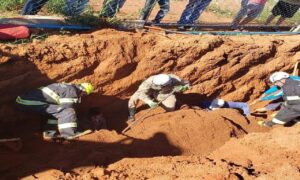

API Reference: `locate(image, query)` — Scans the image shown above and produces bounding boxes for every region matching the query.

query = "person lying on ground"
[177,0,212,30]
[258,72,300,127]
[16,82,94,140]
[128,74,190,121]
[139,0,170,24]
[199,98,251,116]
[264,0,300,29]
[231,0,267,31]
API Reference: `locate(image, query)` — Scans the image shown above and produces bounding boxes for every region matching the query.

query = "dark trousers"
[140,0,170,23]
[99,0,127,18]
[17,103,78,138]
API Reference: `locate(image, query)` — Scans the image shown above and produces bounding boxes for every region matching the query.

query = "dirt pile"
[17,125,300,179]
[0,29,300,179]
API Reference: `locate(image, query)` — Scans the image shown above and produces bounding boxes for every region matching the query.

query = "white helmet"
[209,99,225,110]
[153,74,171,86]
[269,72,289,83]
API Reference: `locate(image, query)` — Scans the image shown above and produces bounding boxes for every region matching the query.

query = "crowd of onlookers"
[21,0,300,31]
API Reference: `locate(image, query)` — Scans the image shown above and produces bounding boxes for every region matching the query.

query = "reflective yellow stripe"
[47,119,58,125]
[286,96,300,101]
[16,96,47,106]
[40,87,79,104]
[40,87,60,104]
[59,98,79,104]
[272,118,285,124]
[58,122,77,129]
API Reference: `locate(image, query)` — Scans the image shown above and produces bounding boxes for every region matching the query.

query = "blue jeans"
[140,0,170,23]
[21,0,88,16]
[178,0,212,24]
[200,101,250,116]
[21,0,49,15]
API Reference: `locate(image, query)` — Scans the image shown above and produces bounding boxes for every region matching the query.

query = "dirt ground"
[0,29,300,179]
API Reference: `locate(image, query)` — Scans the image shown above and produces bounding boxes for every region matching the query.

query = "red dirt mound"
[0,29,300,179]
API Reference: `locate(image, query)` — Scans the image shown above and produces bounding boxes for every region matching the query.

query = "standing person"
[259,72,300,127]
[231,0,268,31]
[139,0,170,24]
[16,82,94,140]
[99,0,127,18]
[264,0,300,27]
[21,0,89,16]
[177,0,212,30]
[128,74,190,120]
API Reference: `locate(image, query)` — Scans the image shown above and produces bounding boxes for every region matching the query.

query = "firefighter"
[16,82,94,140]
[259,72,300,127]
[128,74,190,120]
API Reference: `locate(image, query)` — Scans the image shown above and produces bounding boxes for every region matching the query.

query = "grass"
[0,33,48,45]
[0,0,25,11]
[207,3,234,18]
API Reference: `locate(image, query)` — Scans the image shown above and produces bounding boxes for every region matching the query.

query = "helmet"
[209,99,225,110]
[80,82,94,95]
[269,72,289,83]
[153,74,171,86]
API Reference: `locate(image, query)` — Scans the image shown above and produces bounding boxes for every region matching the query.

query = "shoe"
[43,130,60,140]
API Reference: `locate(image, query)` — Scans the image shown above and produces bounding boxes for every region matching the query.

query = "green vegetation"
[45,0,66,15]
[0,33,48,45]
[207,3,234,18]
[0,0,25,11]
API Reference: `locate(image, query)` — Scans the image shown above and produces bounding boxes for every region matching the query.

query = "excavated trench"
[0,29,300,179]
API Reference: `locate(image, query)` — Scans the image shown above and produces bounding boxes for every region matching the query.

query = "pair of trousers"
[140,0,170,23]
[178,0,212,24]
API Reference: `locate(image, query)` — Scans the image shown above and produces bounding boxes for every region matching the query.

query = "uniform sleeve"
[282,79,300,105]
[135,78,154,103]
[169,74,188,86]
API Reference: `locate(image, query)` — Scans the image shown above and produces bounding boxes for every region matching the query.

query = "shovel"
[122,90,176,134]
[0,138,22,152]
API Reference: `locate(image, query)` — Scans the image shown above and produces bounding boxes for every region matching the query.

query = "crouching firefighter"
[16,82,94,140]
[259,72,300,127]
[128,74,190,120]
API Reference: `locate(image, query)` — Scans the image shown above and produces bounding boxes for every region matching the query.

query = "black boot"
[128,108,136,120]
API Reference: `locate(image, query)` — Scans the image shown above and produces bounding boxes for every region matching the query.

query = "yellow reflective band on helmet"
[40,87,79,104]
[47,119,58,125]
[40,87,60,104]
[80,83,94,95]
[58,122,77,129]
[16,96,47,106]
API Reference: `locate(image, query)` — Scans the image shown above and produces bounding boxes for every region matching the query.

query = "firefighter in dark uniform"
[260,72,300,127]
[16,82,94,139]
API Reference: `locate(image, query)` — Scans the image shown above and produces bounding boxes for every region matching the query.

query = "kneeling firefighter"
[16,82,94,140]
[128,74,190,120]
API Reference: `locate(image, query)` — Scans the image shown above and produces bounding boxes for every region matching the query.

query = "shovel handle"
[0,138,21,143]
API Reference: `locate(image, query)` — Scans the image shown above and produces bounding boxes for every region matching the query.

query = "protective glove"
[257,120,275,127]
[128,108,136,120]
[174,84,190,92]
[146,101,159,108]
